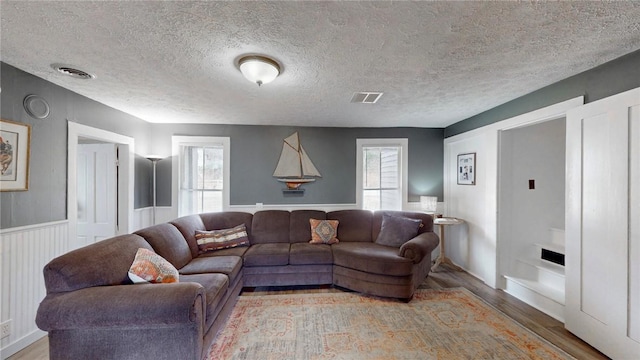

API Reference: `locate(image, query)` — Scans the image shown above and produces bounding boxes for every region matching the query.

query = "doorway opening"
[67,122,134,249]
[497,117,566,321]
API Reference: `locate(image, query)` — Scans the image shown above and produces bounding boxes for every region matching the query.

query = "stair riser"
[514,261,565,290]
[504,278,565,322]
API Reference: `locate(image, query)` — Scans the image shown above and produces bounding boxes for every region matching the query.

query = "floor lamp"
[146,155,163,225]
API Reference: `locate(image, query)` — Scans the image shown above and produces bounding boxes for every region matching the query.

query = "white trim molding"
[356,138,409,211]
[171,136,231,219]
[67,121,135,250]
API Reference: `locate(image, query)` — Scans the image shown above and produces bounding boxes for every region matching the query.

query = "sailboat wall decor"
[273,132,321,190]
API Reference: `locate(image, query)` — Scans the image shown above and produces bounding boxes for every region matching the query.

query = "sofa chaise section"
[35,234,208,360]
[330,210,439,300]
[134,222,244,357]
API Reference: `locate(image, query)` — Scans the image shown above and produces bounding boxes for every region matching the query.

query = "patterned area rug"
[207,288,573,360]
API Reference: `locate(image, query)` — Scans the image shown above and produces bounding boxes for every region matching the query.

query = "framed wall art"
[0,119,31,191]
[457,152,475,185]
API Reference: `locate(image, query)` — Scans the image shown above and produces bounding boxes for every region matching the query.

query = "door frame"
[68,121,134,249]
[443,96,584,288]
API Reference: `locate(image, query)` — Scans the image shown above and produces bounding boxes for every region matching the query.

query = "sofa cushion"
[327,210,373,242]
[200,211,253,237]
[198,246,249,258]
[243,243,290,266]
[195,224,250,254]
[128,248,179,284]
[375,214,422,247]
[289,243,333,265]
[179,273,228,330]
[309,219,339,244]
[171,214,206,258]
[134,224,193,269]
[179,256,243,285]
[290,210,327,243]
[251,210,290,244]
[42,234,153,293]
[332,242,414,276]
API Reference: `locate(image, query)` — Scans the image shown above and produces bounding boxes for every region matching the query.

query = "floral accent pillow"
[194,224,250,254]
[128,248,179,284]
[309,219,339,244]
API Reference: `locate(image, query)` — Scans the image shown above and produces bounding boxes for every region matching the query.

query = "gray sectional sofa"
[36,209,439,360]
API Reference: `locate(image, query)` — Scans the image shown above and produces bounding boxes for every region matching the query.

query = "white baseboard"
[1,330,46,360]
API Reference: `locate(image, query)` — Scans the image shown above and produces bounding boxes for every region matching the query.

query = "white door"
[565,87,640,359]
[77,143,117,245]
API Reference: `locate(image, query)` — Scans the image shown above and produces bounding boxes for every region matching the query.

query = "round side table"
[432,217,464,272]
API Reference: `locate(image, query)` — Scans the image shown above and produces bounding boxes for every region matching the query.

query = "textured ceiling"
[1,1,639,128]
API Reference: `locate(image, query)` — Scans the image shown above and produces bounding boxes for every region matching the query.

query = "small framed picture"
[457,152,476,185]
[0,119,31,191]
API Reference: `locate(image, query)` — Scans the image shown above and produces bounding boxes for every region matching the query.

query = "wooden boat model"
[273,132,321,190]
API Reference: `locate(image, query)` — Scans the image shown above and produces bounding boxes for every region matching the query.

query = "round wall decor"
[23,94,50,119]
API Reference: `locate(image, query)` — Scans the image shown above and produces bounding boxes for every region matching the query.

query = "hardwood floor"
[8,265,608,360]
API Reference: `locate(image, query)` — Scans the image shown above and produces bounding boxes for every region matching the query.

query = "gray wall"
[445,49,640,137]
[152,124,444,206]
[1,62,444,228]
[1,63,152,228]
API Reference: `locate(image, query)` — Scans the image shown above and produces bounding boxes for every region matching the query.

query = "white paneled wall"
[0,221,69,359]
[565,88,640,358]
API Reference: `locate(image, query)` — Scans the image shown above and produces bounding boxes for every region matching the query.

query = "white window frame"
[356,138,408,211]
[171,136,230,217]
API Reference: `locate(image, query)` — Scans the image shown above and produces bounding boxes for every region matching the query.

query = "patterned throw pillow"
[194,224,250,254]
[128,248,179,284]
[309,219,339,244]
[375,214,422,247]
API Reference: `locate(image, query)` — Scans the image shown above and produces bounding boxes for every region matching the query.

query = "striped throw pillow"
[195,224,250,254]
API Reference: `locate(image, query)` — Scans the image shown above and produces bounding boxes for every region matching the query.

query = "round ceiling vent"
[51,64,96,80]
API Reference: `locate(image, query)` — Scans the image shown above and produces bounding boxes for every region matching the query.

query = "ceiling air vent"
[351,92,383,104]
[51,64,96,80]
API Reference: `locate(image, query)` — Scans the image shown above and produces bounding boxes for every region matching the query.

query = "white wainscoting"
[227,201,441,214]
[228,203,359,213]
[133,207,174,231]
[0,220,69,359]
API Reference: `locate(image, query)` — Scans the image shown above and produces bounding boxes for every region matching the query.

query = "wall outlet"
[0,320,11,339]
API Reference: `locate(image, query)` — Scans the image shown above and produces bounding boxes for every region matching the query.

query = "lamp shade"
[420,196,438,212]
[239,55,280,86]
[145,155,164,162]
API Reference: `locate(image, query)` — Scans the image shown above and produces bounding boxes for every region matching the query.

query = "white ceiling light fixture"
[238,55,281,86]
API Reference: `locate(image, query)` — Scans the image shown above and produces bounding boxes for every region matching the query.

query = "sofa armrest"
[398,232,439,264]
[36,282,205,330]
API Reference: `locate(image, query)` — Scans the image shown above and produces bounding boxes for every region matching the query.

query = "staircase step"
[514,257,564,291]
[518,257,565,276]
[503,275,565,322]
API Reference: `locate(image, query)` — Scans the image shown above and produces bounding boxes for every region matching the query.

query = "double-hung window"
[172,136,230,216]
[356,139,408,211]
